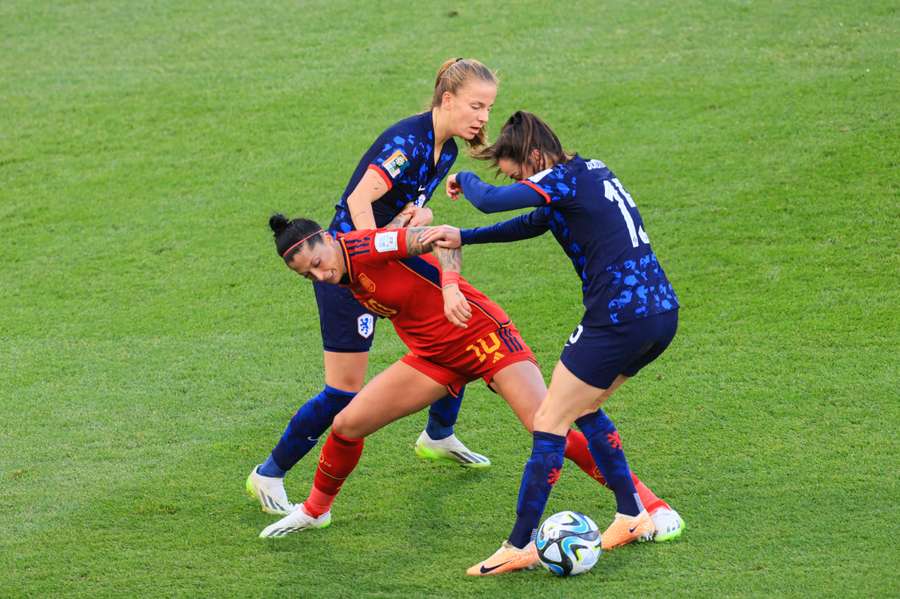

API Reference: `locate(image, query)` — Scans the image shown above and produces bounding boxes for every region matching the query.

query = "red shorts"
[400,324,537,397]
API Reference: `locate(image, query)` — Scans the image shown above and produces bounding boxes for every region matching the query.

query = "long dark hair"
[430,57,498,149]
[473,111,571,172]
[269,213,324,261]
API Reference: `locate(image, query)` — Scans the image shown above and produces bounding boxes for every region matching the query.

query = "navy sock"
[508,431,566,548]
[575,410,643,516]
[258,454,285,477]
[425,386,464,440]
[262,385,356,476]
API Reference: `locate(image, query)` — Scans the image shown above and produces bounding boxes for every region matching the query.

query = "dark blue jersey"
[459,155,678,326]
[329,112,459,234]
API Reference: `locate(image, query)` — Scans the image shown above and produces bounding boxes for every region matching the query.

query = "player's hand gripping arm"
[385,203,415,229]
[405,227,471,328]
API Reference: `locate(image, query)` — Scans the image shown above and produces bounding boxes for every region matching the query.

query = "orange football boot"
[601,510,654,550]
[466,541,540,576]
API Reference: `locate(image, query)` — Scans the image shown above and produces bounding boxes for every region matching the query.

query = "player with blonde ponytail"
[246,59,501,515]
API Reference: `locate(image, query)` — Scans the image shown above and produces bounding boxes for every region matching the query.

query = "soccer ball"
[535,511,602,576]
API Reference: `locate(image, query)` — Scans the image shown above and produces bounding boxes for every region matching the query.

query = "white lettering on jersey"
[374,231,399,253]
[585,159,607,170]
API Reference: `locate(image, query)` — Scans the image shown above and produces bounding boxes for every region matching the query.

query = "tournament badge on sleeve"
[381,150,409,178]
[357,313,375,339]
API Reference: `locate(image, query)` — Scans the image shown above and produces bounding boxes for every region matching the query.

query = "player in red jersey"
[257,214,671,565]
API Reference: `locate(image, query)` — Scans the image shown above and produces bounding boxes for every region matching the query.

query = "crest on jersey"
[381,150,409,178]
[358,273,376,292]
[357,313,375,339]
[416,185,427,207]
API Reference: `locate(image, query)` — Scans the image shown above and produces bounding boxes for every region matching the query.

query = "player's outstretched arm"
[419,211,550,249]
[455,172,545,213]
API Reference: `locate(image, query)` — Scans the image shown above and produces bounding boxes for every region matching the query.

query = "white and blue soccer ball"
[535,511,602,576]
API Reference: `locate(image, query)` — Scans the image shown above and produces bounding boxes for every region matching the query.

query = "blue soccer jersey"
[329,112,459,234]
[460,155,678,326]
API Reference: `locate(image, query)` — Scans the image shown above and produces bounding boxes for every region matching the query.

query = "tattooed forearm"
[434,245,462,273]
[405,227,430,256]
[404,227,462,272]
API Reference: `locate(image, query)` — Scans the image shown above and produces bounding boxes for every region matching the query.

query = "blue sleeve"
[457,172,545,213]
[460,209,550,245]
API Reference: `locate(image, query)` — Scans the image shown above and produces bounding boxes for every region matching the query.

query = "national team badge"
[358,273,376,292]
[357,313,374,339]
[381,150,409,178]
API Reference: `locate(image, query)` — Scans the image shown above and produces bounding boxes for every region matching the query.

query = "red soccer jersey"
[337,228,510,360]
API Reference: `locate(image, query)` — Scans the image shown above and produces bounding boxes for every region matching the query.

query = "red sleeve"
[341,228,408,267]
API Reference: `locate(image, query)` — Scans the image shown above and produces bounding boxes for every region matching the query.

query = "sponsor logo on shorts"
[357,313,374,338]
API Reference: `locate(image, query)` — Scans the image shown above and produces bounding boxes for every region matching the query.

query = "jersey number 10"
[603,178,650,248]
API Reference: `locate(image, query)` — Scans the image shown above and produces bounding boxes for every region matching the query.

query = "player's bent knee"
[331,411,364,439]
[532,402,569,436]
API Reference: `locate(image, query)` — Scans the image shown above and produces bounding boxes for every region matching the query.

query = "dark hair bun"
[269,213,290,236]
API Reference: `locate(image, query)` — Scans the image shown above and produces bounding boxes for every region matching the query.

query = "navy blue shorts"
[313,281,378,353]
[560,310,678,389]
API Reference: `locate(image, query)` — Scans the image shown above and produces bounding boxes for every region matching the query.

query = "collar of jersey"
[337,237,354,285]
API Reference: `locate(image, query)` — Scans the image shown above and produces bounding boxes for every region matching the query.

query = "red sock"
[633,475,669,513]
[303,430,364,517]
[564,430,607,484]
[565,430,670,513]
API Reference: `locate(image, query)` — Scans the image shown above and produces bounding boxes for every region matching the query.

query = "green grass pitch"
[1,1,897,597]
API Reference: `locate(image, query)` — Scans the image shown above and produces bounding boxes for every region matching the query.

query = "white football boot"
[414,431,491,468]
[246,466,294,516]
[649,506,685,542]
[259,503,331,538]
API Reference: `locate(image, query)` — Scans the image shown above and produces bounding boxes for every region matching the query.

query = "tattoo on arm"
[405,227,430,256]
[404,227,462,272]
[434,245,462,273]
